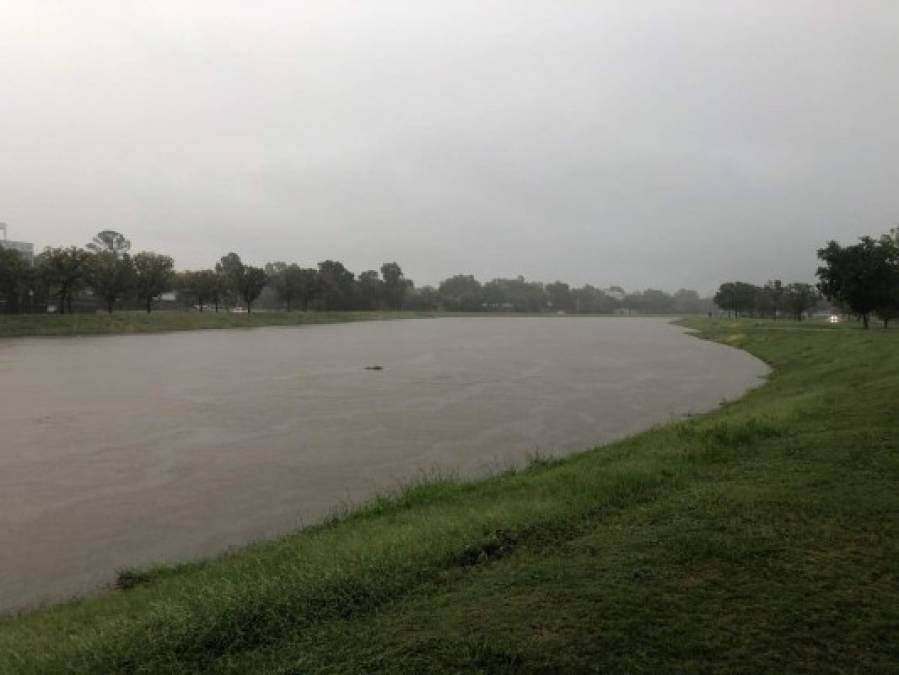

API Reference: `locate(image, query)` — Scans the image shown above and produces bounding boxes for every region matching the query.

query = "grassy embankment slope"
[0,310,448,338]
[0,311,696,339]
[0,310,688,339]
[0,319,896,673]
[0,310,435,338]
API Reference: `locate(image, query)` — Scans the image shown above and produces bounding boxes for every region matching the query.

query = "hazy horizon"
[3,1,898,293]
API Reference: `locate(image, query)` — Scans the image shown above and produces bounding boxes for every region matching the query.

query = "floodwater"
[0,317,767,612]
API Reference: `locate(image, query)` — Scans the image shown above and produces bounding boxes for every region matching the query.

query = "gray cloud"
[3,1,898,292]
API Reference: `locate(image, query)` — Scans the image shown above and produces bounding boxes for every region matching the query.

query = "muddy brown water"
[0,317,767,612]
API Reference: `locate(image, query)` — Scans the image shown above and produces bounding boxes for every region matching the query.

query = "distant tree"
[133,252,175,313]
[641,289,675,314]
[784,283,819,321]
[174,271,194,308]
[265,262,308,311]
[569,285,617,314]
[86,230,131,257]
[357,270,385,310]
[36,246,90,314]
[405,284,440,311]
[316,260,356,310]
[737,282,763,316]
[510,277,547,312]
[545,281,572,312]
[87,250,135,312]
[714,281,761,317]
[874,230,899,327]
[0,246,33,313]
[380,262,410,310]
[296,268,319,311]
[714,283,736,317]
[216,252,244,299]
[210,269,229,311]
[438,274,483,311]
[622,291,643,315]
[238,266,268,313]
[817,237,893,329]
[763,280,784,319]
[672,289,703,314]
[177,269,219,311]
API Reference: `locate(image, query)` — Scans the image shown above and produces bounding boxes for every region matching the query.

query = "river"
[0,316,767,611]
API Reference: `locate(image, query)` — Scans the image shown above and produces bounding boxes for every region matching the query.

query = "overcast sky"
[3,1,898,292]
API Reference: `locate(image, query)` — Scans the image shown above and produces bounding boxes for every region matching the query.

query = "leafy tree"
[177,269,219,311]
[87,250,135,312]
[36,246,90,314]
[133,252,175,313]
[714,281,765,317]
[405,285,440,311]
[672,289,703,314]
[0,246,34,313]
[86,230,131,257]
[438,274,483,311]
[216,252,245,305]
[296,268,319,311]
[210,269,229,311]
[265,262,312,311]
[487,277,547,312]
[784,283,818,321]
[570,284,617,314]
[357,270,385,309]
[265,262,288,309]
[238,266,268,313]
[737,282,762,316]
[545,281,572,312]
[763,280,784,319]
[316,260,356,310]
[817,237,893,329]
[640,289,675,314]
[714,283,736,317]
[622,291,643,315]
[872,230,899,327]
[380,262,409,310]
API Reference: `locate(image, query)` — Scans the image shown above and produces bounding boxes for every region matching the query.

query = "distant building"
[0,223,34,265]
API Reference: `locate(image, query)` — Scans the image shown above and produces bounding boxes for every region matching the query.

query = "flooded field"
[0,317,767,611]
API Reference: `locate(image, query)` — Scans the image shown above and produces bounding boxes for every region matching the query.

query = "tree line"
[713,280,820,321]
[0,231,176,315]
[0,230,717,316]
[816,229,899,328]
[714,227,899,328]
[416,278,710,315]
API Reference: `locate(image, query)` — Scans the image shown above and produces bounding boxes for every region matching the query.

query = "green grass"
[0,318,896,674]
[0,310,440,338]
[0,310,718,339]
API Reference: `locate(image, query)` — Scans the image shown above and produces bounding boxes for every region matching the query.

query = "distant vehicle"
[829,314,840,324]
[230,306,248,313]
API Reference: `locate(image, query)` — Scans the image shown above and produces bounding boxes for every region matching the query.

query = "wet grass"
[0,310,708,339]
[0,310,433,338]
[0,318,896,673]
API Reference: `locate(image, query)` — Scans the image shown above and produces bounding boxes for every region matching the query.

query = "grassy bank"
[0,310,704,339]
[0,310,437,338]
[1,319,896,673]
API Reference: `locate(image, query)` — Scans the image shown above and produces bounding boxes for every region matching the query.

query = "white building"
[0,223,34,265]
